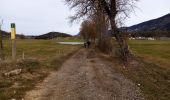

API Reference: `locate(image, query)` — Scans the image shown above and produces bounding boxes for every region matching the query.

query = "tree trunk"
[98,0,131,65]
[110,19,131,64]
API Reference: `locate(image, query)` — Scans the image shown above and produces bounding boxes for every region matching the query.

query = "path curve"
[25,49,145,100]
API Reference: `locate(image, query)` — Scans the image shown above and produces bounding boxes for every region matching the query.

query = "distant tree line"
[129,31,170,37]
[0,30,30,39]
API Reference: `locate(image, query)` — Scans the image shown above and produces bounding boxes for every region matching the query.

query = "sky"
[0,0,170,35]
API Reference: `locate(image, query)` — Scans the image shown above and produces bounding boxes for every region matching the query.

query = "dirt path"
[25,49,145,100]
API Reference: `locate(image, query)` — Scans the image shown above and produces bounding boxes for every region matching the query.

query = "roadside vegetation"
[0,39,80,100]
[107,40,170,100]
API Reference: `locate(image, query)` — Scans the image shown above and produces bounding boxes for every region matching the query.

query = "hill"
[35,32,72,39]
[127,13,170,32]
[0,30,10,38]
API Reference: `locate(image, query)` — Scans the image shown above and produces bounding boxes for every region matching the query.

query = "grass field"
[119,40,170,100]
[0,39,170,100]
[0,39,80,100]
[129,40,170,69]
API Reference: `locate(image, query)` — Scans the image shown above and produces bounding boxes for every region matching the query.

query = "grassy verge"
[128,40,170,100]
[103,40,170,100]
[0,39,81,100]
[111,57,170,100]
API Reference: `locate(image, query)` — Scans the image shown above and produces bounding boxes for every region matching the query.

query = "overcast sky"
[0,0,170,35]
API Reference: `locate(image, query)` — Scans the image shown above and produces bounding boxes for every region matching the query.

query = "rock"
[4,69,22,77]
[138,84,141,86]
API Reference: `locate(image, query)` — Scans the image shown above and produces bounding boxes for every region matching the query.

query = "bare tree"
[80,12,108,45]
[65,0,138,64]
[80,20,97,42]
[90,11,112,52]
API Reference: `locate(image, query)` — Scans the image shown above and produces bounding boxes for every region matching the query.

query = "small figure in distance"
[87,40,91,48]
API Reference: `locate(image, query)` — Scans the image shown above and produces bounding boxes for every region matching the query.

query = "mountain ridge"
[127,13,170,32]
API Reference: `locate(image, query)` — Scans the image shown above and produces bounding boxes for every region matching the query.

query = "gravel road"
[25,49,145,100]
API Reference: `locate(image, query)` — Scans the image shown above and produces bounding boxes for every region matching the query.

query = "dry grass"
[129,40,170,100]
[108,40,170,100]
[129,40,170,69]
[0,39,80,100]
